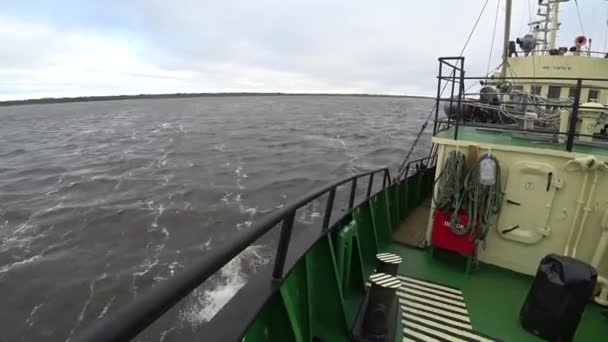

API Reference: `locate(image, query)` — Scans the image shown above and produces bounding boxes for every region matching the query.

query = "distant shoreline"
[0,92,432,106]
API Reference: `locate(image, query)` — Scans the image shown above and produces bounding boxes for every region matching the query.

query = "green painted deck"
[435,126,608,157]
[242,166,607,342]
[387,242,608,341]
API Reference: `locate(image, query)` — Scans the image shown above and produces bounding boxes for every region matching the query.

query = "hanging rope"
[451,154,503,243]
[433,151,468,211]
[431,150,503,246]
[395,0,490,180]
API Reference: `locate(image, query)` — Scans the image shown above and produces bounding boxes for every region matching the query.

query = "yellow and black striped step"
[396,275,501,342]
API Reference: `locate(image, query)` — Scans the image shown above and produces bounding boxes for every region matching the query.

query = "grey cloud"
[3,0,602,99]
[123,0,477,93]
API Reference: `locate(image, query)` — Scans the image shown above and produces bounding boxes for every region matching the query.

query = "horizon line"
[0,92,433,106]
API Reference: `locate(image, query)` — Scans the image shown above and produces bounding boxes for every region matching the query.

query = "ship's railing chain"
[395,58,461,181]
[395,109,435,181]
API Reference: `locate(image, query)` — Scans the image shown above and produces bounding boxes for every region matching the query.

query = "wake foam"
[179,245,268,326]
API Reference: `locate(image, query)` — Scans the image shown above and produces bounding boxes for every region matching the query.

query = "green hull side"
[243,167,436,342]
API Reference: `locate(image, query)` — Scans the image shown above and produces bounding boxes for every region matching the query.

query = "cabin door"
[497,161,562,244]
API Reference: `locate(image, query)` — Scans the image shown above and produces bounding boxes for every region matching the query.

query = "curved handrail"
[401,155,438,180]
[73,167,391,342]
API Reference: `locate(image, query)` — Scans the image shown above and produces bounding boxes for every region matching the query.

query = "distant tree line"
[0,93,430,106]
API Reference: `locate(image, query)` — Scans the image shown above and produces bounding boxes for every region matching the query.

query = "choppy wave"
[0,95,433,341]
[132,201,171,294]
[0,254,43,274]
[66,273,109,342]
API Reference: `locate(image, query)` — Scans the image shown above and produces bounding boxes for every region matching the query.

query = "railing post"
[322,188,336,231]
[366,173,374,199]
[382,171,388,188]
[566,79,582,152]
[348,178,357,210]
[434,60,443,134]
[449,61,457,132]
[272,211,296,280]
[454,60,464,141]
[428,143,438,160]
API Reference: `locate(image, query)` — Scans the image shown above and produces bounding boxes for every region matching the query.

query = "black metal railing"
[433,57,608,152]
[435,57,466,140]
[73,167,393,342]
[402,155,438,180]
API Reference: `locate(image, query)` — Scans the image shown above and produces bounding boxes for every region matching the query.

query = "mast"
[549,0,562,49]
[530,0,568,53]
[542,2,550,51]
[501,0,512,79]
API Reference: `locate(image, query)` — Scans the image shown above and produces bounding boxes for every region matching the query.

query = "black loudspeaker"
[520,254,597,342]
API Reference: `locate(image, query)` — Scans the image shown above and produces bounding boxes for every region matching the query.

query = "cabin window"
[588,89,599,102]
[548,86,561,99]
[530,85,542,96]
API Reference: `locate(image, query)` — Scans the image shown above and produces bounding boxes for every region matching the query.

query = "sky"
[1,0,606,100]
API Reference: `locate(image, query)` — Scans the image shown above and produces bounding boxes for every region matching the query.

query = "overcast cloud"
[1,0,605,100]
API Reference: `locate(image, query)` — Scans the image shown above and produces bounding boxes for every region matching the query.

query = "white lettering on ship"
[444,220,465,230]
[541,65,572,71]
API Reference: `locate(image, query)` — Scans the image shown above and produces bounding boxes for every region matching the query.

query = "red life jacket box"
[431,209,476,256]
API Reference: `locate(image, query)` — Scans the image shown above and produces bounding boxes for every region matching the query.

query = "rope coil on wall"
[433,150,467,210]
[433,151,503,246]
[457,154,503,243]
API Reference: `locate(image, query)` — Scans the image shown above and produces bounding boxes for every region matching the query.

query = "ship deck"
[434,126,608,157]
[385,207,608,342]
[209,163,607,342]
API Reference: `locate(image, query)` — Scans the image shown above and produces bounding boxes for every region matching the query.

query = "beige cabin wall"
[430,138,608,277]
[504,55,608,103]
[508,55,608,84]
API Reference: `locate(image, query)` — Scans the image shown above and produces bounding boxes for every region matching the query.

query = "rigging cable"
[459,0,492,56]
[486,0,501,79]
[396,0,490,180]
[528,0,537,82]
[604,4,608,52]
[574,0,586,36]
[515,0,526,37]
[465,63,502,95]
